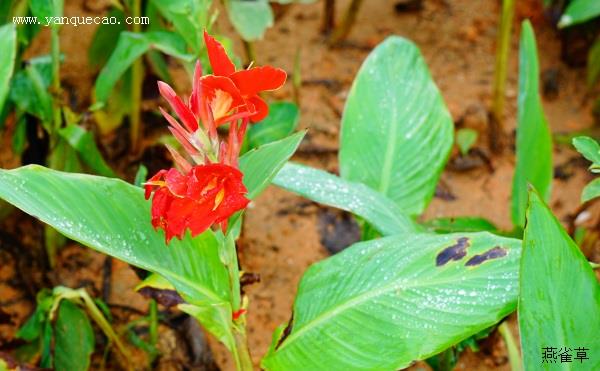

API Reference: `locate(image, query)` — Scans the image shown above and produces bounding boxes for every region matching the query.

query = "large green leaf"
[573,136,600,172]
[558,0,600,28]
[53,300,95,371]
[225,0,273,41]
[339,36,453,216]
[10,57,54,124]
[262,232,521,370]
[151,0,212,54]
[520,189,600,370]
[423,217,498,234]
[94,31,192,104]
[0,24,17,114]
[247,102,299,148]
[0,165,230,311]
[239,131,305,199]
[272,162,418,235]
[511,21,552,228]
[88,9,126,69]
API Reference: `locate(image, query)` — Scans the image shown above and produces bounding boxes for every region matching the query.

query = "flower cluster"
[145,31,286,242]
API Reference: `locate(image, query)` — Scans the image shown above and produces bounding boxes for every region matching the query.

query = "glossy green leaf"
[247,102,299,148]
[573,136,600,172]
[511,21,552,228]
[339,36,454,216]
[520,189,600,370]
[582,178,600,203]
[226,0,273,41]
[53,300,95,371]
[588,39,600,87]
[0,24,17,113]
[423,217,498,234]
[58,125,116,177]
[94,31,192,104]
[558,0,600,28]
[263,232,520,370]
[456,128,478,156]
[10,59,53,124]
[272,162,418,235]
[0,165,231,326]
[239,131,305,199]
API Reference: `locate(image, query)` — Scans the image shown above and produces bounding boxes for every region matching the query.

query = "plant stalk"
[490,0,515,153]
[243,40,257,66]
[328,0,364,46]
[498,322,523,371]
[130,0,143,154]
[233,329,253,371]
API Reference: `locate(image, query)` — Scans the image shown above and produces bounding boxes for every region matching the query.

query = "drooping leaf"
[247,102,299,148]
[58,124,116,177]
[558,0,600,28]
[53,300,95,371]
[520,189,600,370]
[339,36,454,216]
[0,165,232,346]
[423,217,498,234]
[573,136,600,172]
[239,131,305,199]
[0,24,17,114]
[225,0,273,41]
[272,162,418,235]
[263,232,521,370]
[582,178,600,203]
[145,31,194,62]
[511,21,552,228]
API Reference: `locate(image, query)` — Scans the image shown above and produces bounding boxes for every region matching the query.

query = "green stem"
[130,0,143,153]
[243,40,256,66]
[233,329,253,371]
[328,0,364,46]
[498,322,523,371]
[490,0,515,153]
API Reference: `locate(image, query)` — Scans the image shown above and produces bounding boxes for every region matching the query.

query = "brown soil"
[1,0,599,370]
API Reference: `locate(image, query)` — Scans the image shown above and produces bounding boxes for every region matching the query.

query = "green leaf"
[94,31,191,105]
[423,217,498,234]
[225,0,273,41]
[339,36,454,216]
[511,21,552,228]
[53,300,95,371]
[58,124,116,177]
[272,162,418,235]
[582,178,600,203]
[573,136,600,172]
[0,24,17,114]
[239,131,305,199]
[12,114,27,156]
[0,165,231,322]
[88,9,126,69]
[588,39,600,87]
[262,232,520,370]
[151,0,212,54]
[134,164,148,187]
[520,189,600,370]
[558,0,600,28]
[247,102,299,148]
[456,128,478,156]
[10,60,54,124]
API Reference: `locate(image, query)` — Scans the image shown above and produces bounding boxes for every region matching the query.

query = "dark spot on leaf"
[465,246,508,266]
[436,237,470,266]
[138,287,184,308]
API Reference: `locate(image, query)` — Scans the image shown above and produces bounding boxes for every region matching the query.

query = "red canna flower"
[144,164,249,243]
[203,31,287,122]
[145,31,286,243]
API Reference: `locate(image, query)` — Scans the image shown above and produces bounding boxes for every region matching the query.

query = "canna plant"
[1,22,598,371]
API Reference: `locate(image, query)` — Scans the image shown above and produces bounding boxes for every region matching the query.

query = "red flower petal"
[246,96,269,122]
[158,81,199,132]
[229,66,287,97]
[201,75,245,108]
[203,31,236,77]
